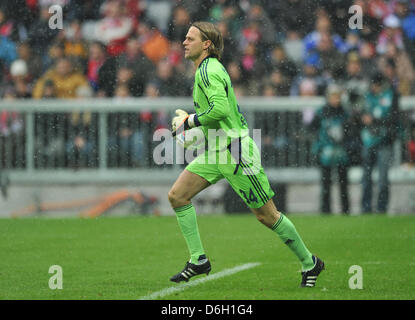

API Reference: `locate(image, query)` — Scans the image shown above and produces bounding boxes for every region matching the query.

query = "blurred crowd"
[1,0,415,101]
[0,0,414,211]
[1,1,415,158]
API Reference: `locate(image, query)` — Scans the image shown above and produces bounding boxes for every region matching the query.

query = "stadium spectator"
[267,45,298,83]
[65,86,96,168]
[358,40,379,76]
[65,0,106,23]
[0,6,18,42]
[150,58,190,96]
[113,83,131,98]
[394,0,415,65]
[312,31,346,80]
[238,19,261,53]
[376,14,405,54]
[360,72,400,213]
[298,78,318,97]
[209,0,228,22]
[377,42,415,95]
[261,83,276,97]
[266,69,291,96]
[344,30,363,53]
[244,3,276,51]
[0,86,23,195]
[308,84,351,214]
[167,6,191,43]
[107,84,146,167]
[0,0,34,35]
[240,42,266,95]
[61,20,89,72]
[27,5,60,55]
[340,52,369,165]
[1,88,24,138]
[16,41,43,83]
[32,57,91,99]
[166,40,184,68]
[166,40,194,87]
[81,0,134,56]
[341,52,370,113]
[144,0,172,33]
[394,0,415,41]
[215,20,239,67]
[1,84,25,173]
[209,0,244,42]
[381,59,401,94]
[290,54,327,96]
[368,0,392,20]
[43,41,66,74]
[9,59,32,99]
[283,31,305,66]
[318,0,354,39]
[273,0,316,38]
[87,41,107,92]
[406,113,415,165]
[352,0,383,43]
[0,34,17,67]
[144,81,160,98]
[175,0,210,21]
[41,79,57,98]
[136,19,170,64]
[96,53,117,97]
[116,37,155,96]
[114,65,135,96]
[226,60,247,97]
[303,11,348,58]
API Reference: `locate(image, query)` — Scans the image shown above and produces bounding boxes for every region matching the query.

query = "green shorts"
[186,136,275,209]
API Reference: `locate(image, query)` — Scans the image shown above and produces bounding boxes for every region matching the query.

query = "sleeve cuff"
[188,114,201,128]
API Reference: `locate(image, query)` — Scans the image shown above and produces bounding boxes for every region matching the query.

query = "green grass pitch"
[1,214,414,300]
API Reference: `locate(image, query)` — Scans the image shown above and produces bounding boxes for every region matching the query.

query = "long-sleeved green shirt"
[193,56,248,150]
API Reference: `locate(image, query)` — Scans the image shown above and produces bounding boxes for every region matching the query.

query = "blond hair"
[191,21,224,60]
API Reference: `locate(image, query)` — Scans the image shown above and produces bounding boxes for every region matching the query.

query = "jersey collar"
[197,55,211,69]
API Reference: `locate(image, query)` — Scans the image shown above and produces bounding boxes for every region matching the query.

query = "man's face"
[371,83,382,94]
[328,93,341,107]
[56,59,71,77]
[183,26,208,61]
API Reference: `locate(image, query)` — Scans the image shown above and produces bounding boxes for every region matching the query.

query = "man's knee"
[168,189,179,205]
[168,188,190,208]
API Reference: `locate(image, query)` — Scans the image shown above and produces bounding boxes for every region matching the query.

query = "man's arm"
[172,70,229,135]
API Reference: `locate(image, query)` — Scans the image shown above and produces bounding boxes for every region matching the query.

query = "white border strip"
[138,262,261,300]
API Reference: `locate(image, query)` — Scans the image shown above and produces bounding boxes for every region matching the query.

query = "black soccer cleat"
[170,259,211,283]
[301,256,325,288]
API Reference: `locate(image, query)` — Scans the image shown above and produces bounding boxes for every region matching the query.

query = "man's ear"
[203,39,212,51]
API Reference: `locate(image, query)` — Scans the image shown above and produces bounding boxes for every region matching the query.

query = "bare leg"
[168,169,211,208]
[168,169,211,265]
[250,199,281,228]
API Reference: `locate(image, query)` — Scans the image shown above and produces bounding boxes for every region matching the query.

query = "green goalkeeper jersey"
[193,56,248,150]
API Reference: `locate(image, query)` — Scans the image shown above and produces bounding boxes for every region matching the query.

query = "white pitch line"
[138,262,261,300]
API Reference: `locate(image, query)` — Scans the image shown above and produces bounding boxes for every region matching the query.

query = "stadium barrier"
[0,97,414,185]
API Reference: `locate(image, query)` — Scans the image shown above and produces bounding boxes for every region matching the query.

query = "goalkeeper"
[168,21,324,288]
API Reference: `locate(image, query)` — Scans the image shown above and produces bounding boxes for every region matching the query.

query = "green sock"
[272,214,315,271]
[174,203,205,264]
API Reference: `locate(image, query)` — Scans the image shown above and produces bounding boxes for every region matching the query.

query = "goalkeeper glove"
[172,109,198,136]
